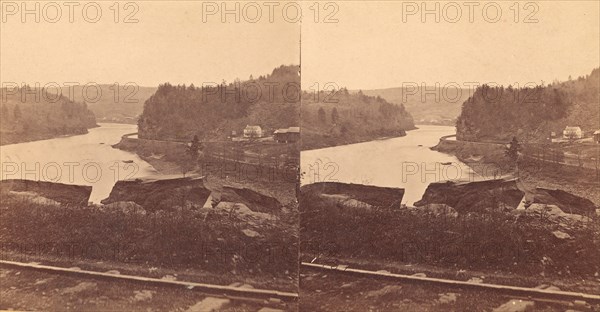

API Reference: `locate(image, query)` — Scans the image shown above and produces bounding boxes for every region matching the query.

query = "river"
[2,124,483,205]
[301,125,485,205]
[0,123,157,203]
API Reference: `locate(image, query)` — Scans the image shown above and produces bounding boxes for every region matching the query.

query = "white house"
[243,125,262,138]
[563,126,583,139]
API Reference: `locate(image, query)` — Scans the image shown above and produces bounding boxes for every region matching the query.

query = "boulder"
[102,201,146,215]
[513,203,590,226]
[493,299,535,312]
[411,203,458,217]
[301,182,405,209]
[101,174,210,212]
[364,285,403,298]
[414,178,524,213]
[217,186,282,213]
[552,230,572,240]
[531,188,597,217]
[242,229,260,238]
[1,179,92,206]
[438,292,458,304]
[317,193,374,211]
[8,191,60,206]
[212,202,273,223]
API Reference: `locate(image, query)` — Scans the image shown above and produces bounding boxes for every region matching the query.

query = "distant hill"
[456,68,600,142]
[360,86,471,126]
[60,85,156,124]
[0,86,97,145]
[301,89,415,150]
[138,65,300,141]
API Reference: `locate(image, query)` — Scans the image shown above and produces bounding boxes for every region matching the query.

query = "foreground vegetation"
[0,194,298,290]
[300,189,600,279]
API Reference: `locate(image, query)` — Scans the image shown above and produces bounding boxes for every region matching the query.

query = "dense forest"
[301,89,415,150]
[0,86,97,145]
[457,68,600,142]
[138,65,300,140]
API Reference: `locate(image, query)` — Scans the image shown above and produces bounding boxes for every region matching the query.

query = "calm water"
[2,124,482,205]
[301,125,484,205]
[0,123,157,203]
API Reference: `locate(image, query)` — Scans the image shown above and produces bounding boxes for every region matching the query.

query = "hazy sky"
[1,1,598,90]
[302,1,600,89]
[0,2,300,87]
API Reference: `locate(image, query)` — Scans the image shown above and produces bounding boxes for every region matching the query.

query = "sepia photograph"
[1,1,599,311]
[1,1,299,311]
[299,1,600,311]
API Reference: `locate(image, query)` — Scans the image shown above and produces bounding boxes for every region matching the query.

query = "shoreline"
[0,123,99,147]
[301,127,417,152]
[432,136,600,205]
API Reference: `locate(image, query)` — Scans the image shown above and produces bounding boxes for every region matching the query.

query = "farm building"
[563,126,583,139]
[243,125,263,138]
[274,127,300,143]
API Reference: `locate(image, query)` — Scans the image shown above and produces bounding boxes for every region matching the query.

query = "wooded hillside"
[456,68,599,142]
[0,86,97,145]
[138,65,300,141]
[301,89,415,150]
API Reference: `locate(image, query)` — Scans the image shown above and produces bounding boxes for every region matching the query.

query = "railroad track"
[4,259,598,307]
[0,260,298,304]
[301,262,600,305]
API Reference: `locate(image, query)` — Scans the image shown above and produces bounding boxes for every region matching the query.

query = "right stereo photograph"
[299,1,600,311]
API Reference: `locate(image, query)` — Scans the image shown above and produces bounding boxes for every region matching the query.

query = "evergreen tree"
[318,107,326,124]
[13,104,21,119]
[505,136,521,163]
[1,104,8,120]
[181,135,201,177]
[187,135,201,160]
[331,107,339,124]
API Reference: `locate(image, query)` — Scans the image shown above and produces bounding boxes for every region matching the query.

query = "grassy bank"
[300,189,600,281]
[0,193,298,291]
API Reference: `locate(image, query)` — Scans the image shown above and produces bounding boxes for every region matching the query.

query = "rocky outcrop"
[317,193,375,211]
[414,178,524,213]
[410,203,458,217]
[102,201,147,215]
[101,174,210,212]
[217,186,283,213]
[211,201,275,225]
[301,182,405,209]
[0,179,92,206]
[530,187,597,216]
[513,203,591,230]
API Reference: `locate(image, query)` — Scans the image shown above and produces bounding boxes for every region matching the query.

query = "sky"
[301,1,600,89]
[0,1,300,87]
[1,1,598,90]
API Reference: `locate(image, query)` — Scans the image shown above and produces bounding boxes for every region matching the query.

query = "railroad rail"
[302,262,600,304]
[0,260,298,303]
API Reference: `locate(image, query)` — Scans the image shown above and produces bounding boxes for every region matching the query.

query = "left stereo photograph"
[0,2,300,311]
